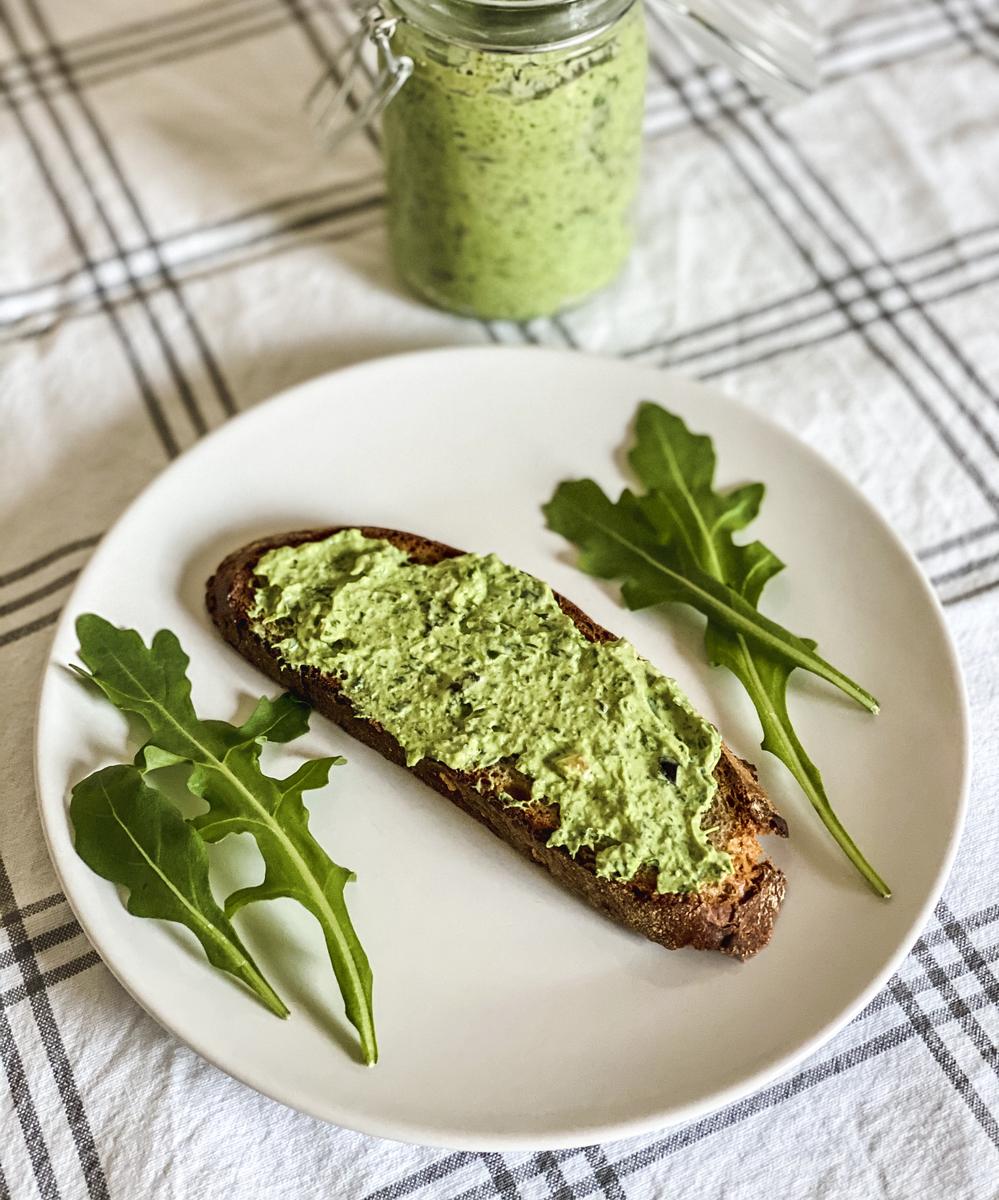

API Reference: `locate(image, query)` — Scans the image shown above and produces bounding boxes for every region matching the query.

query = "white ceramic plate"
[35,347,968,1150]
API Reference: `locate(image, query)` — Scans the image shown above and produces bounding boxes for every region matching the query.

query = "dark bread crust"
[206,527,788,960]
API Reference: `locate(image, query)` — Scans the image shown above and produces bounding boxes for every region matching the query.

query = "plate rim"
[33,345,972,1150]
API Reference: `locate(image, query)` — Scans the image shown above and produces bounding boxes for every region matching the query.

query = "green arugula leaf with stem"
[543,402,889,898]
[74,614,378,1064]
[544,480,878,714]
[70,764,288,1016]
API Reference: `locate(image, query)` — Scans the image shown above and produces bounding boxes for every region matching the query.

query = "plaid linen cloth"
[3,0,999,1196]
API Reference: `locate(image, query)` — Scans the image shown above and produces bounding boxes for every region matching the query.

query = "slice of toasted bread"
[207,527,788,959]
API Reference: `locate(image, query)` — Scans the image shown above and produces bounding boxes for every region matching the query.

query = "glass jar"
[378,0,647,320]
[315,0,817,321]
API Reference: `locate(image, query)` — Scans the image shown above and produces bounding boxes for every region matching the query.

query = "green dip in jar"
[380,0,647,319]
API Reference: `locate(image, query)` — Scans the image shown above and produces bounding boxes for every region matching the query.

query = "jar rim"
[385,0,637,51]
[414,0,597,8]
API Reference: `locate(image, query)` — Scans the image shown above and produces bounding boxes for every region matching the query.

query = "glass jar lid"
[651,0,818,102]
[388,0,638,51]
[308,0,818,152]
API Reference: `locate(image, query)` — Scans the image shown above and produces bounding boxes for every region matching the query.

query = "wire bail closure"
[306,6,413,150]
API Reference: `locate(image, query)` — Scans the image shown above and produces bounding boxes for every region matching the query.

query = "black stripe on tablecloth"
[0,569,80,620]
[0,30,178,459]
[0,177,380,307]
[0,4,206,451]
[536,1150,577,1199]
[0,894,66,932]
[623,221,999,361]
[551,315,580,350]
[910,902,999,951]
[2,193,384,341]
[582,1146,627,1200]
[826,24,980,80]
[921,521,999,561]
[692,60,998,429]
[24,11,306,101]
[690,272,991,386]
[831,1,956,49]
[938,0,999,65]
[914,916,999,1083]
[7,0,256,68]
[22,0,237,422]
[1,953,101,1012]
[968,0,999,50]
[0,609,60,650]
[942,575,999,605]
[624,223,999,375]
[825,0,990,64]
[0,536,99,588]
[478,1154,521,1200]
[827,0,940,38]
[644,24,999,518]
[638,1,999,408]
[932,545,999,586]
[452,1154,546,1200]
[0,921,81,974]
[937,900,999,1009]
[889,970,999,1147]
[0,998,59,1200]
[0,854,108,1200]
[939,564,999,604]
[366,1153,475,1200]
[738,78,999,468]
[0,0,321,103]
[697,249,999,381]
[0,539,94,650]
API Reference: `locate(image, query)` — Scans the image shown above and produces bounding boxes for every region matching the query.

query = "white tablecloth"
[3,0,999,1196]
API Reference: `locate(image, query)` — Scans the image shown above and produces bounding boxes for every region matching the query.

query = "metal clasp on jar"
[306,5,413,151]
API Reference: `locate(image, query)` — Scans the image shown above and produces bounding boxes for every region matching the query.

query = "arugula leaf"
[543,401,889,897]
[70,764,288,1017]
[75,614,378,1064]
[543,479,878,714]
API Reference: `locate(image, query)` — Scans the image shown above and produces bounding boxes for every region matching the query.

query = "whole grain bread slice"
[206,526,788,959]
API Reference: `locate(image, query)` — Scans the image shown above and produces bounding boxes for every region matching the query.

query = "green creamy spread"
[381,3,648,320]
[250,530,731,892]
